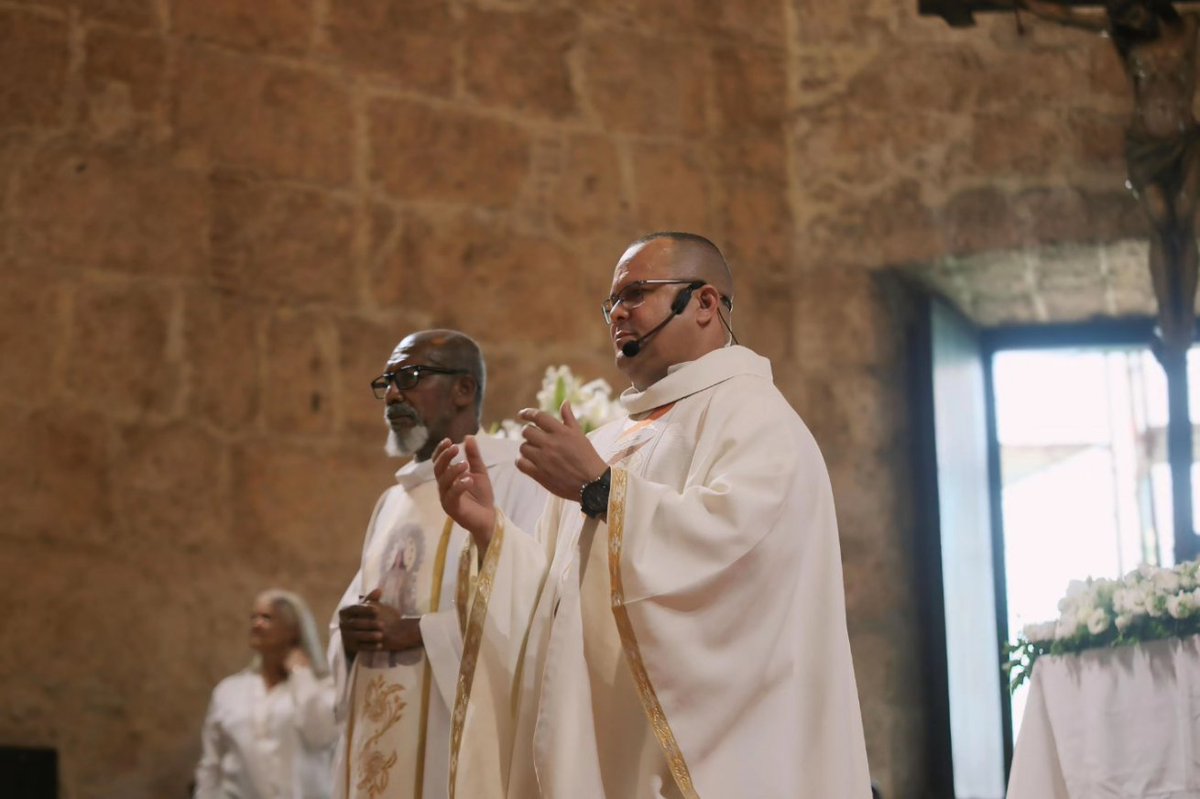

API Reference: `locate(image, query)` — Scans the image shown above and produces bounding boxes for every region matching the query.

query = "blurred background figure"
[195,590,337,799]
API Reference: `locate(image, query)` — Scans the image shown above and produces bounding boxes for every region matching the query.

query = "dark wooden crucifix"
[926,0,1200,563]
[921,0,1199,26]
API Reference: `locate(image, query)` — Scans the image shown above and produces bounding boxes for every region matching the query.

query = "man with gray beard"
[327,330,546,799]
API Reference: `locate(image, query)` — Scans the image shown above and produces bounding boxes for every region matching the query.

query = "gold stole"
[446,404,699,798]
[448,518,506,798]
[345,517,456,799]
[607,467,698,798]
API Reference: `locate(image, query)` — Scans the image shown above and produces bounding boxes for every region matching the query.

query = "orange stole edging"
[447,516,506,799]
[617,402,676,443]
[607,467,700,799]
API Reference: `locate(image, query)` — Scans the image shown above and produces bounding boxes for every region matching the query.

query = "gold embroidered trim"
[448,516,505,799]
[410,517,456,799]
[355,675,407,798]
[608,467,700,799]
[456,541,473,636]
[341,492,390,797]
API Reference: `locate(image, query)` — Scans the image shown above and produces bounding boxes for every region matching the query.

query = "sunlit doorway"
[992,345,1200,740]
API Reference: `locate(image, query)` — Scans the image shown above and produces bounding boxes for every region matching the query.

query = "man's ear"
[454,375,478,409]
[695,286,721,321]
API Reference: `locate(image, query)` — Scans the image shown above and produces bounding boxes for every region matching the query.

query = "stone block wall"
[0,1,1150,797]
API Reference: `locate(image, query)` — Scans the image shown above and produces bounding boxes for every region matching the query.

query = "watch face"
[582,485,601,515]
[582,472,610,517]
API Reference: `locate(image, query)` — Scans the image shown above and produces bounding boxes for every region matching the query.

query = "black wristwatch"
[580,468,611,519]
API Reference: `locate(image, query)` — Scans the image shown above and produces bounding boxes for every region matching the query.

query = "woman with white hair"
[195,589,337,799]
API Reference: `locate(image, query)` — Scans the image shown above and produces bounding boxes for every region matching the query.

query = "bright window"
[992,346,1200,738]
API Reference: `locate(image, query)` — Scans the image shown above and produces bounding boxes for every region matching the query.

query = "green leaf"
[553,375,567,410]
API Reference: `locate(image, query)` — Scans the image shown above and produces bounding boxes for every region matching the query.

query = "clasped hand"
[338,588,422,657]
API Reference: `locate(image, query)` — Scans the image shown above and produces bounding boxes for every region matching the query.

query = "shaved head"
[609,232,737,390]
[390,329,486,414]
[633,231,734,306]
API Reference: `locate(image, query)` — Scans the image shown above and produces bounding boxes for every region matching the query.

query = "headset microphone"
[620,282,702,358]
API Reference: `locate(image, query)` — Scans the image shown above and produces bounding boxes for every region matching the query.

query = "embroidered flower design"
[355,675,407,797]
[355,750,397,798]
[362,675,406,725]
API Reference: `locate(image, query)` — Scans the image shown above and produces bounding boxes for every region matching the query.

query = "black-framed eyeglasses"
[370,365,467,399]
[601,279,733,324]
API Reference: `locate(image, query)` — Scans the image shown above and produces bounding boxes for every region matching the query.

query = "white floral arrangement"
[1005,560,1200,691]
[490,365,626,438]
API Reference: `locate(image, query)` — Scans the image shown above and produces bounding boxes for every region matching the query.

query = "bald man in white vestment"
[433,234,872,798]
[328,330,546,799]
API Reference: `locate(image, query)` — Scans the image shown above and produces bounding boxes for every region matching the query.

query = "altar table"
[1007,635,1200,798]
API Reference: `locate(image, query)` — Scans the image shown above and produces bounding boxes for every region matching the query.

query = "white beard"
[385,423,430,458]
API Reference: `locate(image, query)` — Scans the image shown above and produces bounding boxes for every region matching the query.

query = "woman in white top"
[195,589,337,799]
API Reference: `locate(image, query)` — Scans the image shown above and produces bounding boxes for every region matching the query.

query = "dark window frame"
[914,304,1172,796]
[920,0,1117,27]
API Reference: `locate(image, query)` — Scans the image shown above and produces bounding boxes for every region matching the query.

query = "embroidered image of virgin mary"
[362,523,425,668]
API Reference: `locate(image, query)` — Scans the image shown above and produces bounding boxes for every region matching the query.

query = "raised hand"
[433,435,498,550]
[517,402,609,501]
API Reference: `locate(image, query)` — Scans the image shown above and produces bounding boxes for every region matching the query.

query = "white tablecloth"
[1007,635,1200,799]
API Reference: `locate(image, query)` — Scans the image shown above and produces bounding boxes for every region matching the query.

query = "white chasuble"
[329,435,546,799]
[451,346,873,799]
